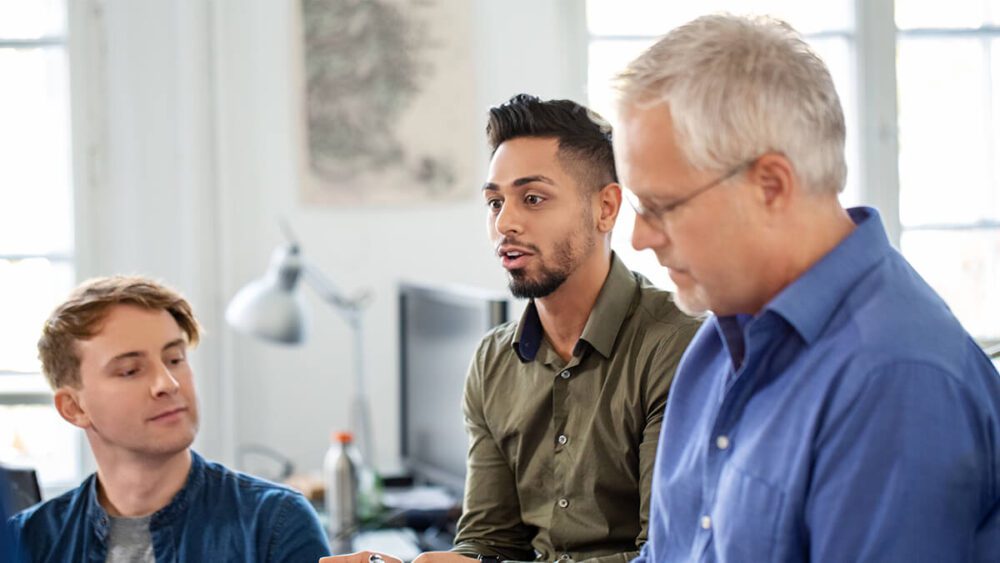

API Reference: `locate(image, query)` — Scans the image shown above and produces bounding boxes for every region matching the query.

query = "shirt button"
[557,434,568,445]
[559,370,571,379]
[558,498,569,508]
[716,435,730,450]
[700,515,712,530]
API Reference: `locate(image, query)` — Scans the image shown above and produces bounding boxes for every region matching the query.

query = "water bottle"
[323,431,358,547]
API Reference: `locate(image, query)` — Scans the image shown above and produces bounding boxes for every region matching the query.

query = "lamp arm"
[301,261,371,317]
[300,260,376,465]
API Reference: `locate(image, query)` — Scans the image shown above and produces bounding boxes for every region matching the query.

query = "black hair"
[486,93,617,191]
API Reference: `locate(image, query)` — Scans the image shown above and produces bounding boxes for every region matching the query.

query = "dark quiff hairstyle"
[486,93,617,192]
[37,275,201,390]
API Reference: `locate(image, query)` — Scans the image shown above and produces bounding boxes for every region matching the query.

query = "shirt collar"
[150,450,204,527]
[512,253,638,362]
[764,206,892,344]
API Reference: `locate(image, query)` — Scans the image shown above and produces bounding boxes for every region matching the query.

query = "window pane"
[587,39,654,123]
[0,404,81,489]
[587,0,853,36]
[901,229,1000,340]
[0,0,65,40]
[993,40,1000,209]
[897,38,995,226]
[0,258,74,373]
[0,46,73,255]
[992,0,1000,25]
[896,0,987,29]
[611,204,675,291]
[808,37,860,206]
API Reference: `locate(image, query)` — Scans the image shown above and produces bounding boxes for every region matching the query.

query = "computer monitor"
[398,282,509,496]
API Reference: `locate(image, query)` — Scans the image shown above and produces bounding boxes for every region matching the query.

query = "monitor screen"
[399,282,509,495]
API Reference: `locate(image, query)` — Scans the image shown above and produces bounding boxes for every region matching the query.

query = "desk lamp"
[225,238,375,466]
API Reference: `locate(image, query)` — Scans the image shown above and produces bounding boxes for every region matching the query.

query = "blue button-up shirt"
[7,451,331,562]
[1,471,18,561]
[635,207,1000,563]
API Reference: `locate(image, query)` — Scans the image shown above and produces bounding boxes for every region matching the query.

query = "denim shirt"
[7,451,331,563]
[635,207,1000,562]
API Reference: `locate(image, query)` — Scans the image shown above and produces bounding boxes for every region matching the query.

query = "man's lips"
[497,244,536,270]
[148,406,187,422]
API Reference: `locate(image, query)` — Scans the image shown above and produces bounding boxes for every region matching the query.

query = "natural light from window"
[0,0,81,491]
[586,0,999,342]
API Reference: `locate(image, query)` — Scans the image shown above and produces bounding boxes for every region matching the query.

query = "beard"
[671,287,710,317]
[508,253,571,298]
[506,217,596,299]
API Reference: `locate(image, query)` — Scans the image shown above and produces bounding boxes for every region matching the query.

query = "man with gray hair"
[613,14,1000,562]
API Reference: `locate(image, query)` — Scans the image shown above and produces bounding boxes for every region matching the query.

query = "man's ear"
[54,386,91,429]
[594,182,622,234]
[748,153,797,211]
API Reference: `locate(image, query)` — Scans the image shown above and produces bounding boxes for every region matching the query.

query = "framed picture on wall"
[295,0,479,205]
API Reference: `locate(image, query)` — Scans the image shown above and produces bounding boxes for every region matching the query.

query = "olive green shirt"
[454,255,701,562]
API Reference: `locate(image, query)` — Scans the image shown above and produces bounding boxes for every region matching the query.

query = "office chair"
[0,465,42,513]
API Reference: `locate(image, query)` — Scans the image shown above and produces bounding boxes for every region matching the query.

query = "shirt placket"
[549,353,583,560]
[695,317,781,560]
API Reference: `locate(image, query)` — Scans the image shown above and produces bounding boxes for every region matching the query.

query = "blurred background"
[1,0,998,497]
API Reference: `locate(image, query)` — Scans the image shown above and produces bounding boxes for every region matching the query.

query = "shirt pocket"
[712,462,786,563]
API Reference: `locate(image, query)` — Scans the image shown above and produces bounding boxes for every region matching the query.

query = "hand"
[412,552,479,562]
[319,551,404,563]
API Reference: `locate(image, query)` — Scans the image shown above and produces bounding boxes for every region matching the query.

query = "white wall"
[75,0,588,476]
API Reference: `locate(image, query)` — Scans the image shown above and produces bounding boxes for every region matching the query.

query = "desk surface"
[352,528,422,561]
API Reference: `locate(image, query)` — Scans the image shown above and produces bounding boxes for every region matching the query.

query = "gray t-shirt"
[106,514,155,563]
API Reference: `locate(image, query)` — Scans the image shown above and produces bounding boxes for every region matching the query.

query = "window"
[0,0,81,491]
[895,1,1000,342]
[586,0,999,344]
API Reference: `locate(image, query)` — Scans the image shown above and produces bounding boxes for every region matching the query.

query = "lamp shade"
[225,245,309,344]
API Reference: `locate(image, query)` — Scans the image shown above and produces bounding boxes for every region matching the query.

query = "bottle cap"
[332,430,354,444]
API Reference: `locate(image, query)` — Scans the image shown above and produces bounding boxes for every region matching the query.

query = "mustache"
[495,238,541,254]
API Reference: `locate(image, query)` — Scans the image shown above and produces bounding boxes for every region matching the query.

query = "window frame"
[0,0,93,493]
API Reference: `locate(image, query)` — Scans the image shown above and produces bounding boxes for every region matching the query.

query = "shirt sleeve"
[805,360,995,562]
[451,342,537,561]
[267,490,331,562]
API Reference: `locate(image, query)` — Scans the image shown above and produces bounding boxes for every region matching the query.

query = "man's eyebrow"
[162,338,186,352]
[104,338,186,367]
[482,175,556,191]
[107,351,145,365]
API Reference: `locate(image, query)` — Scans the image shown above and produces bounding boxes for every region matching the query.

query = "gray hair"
[615,14,847,194]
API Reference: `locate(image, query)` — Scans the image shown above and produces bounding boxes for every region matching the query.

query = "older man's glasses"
[624,159,756,230]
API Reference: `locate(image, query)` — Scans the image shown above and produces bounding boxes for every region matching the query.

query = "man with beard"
[7,276,330,562]
[403,93,700,563]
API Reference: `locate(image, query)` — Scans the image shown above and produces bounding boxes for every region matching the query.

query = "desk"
[352,528,422,561]
[324,485,460,562]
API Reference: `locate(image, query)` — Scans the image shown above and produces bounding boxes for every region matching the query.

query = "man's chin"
[507,274,565,300]
[672,287,710,317]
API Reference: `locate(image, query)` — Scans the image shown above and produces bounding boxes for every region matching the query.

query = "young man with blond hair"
[7,275,330,562]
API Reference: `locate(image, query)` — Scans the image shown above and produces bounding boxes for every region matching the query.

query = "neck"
[93,448,192,518]
[751,200,856,314]
[535,247,612,362]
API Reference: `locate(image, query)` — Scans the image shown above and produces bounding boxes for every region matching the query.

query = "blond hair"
[38,275,201,389]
